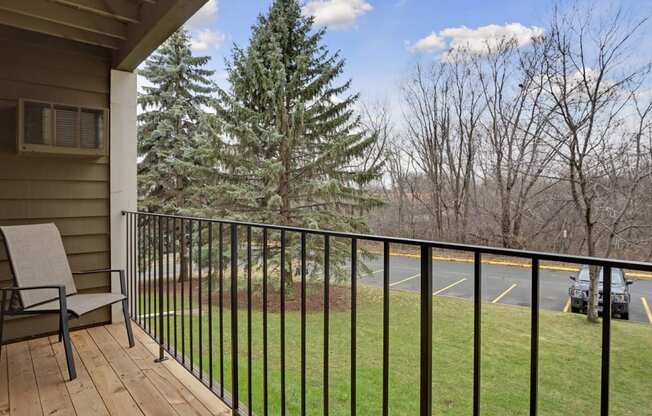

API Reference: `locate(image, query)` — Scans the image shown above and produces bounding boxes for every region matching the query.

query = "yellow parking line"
[492,284,517,304]
[389,273,420,287]
[642,297,652,325]
[433,278,467,296]
[563,298,571,313]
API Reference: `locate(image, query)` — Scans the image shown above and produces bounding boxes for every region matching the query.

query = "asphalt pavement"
[358,254,652,324]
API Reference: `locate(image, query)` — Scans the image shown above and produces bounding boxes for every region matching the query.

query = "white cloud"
[191,29,226,51]
[410,23,543,56]
[409,32,445,53]
[186,0,218,29]
[302,0,373,30]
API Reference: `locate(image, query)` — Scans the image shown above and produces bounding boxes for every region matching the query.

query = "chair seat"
[24,293,126,317]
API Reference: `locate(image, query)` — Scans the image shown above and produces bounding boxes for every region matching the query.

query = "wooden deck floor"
[0,323,231,415]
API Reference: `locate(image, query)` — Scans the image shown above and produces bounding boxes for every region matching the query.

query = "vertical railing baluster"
[138,215,143,327]
[156,216,167,362]
[126,214,131,318]
[300,232,307,416]
[181,219,186,364]
[219,223,225,398]
[473,251,481,416]
[131,213,135,320]
[280,229,286,416]
[189,220,194,371]
[382,241,389,416]
[247,226,253,413]
[126,213,130,319]
[262,227,269,416]
[198,221,203,380]
[601,266,612,416]
[166,218,170,349]
[420,245,433,416]
[530,258,540,416]
[128,213,132,318]
[148,216,152,334]
[324,235,330,416]
[351,238,357,416]
[231,224,239,414]
[208,223,214,389]
[131,214,140,321]
[153,216,158,337]
[173,217,178,359]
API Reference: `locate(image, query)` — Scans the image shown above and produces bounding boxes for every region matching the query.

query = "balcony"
[120,211,652,416]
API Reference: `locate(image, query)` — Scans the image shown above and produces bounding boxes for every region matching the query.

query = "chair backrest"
[0,223,77,308]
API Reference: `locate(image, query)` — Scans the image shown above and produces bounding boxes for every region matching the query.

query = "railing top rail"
[122,210,652,272]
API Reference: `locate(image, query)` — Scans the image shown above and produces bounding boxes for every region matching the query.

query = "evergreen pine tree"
[209,0,383,279]
[138,28,217,279]
[138,28,216,213]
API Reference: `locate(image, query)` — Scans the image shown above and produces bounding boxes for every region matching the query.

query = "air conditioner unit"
[17,99,108,157]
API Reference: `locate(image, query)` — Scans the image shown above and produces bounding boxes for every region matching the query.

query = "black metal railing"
[123,210,652,416]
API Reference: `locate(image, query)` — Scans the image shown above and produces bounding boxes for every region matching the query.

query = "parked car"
[568,265,633,320]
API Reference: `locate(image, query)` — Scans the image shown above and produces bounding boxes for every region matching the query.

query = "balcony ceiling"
[0,0,208,71]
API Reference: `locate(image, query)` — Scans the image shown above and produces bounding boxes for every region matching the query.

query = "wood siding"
[0,25,112,342]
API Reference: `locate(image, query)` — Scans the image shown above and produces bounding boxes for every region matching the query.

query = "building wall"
[0,26,112,341]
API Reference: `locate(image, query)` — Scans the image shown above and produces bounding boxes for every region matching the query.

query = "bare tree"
[542,5,650,321]
[403,56,482,242]
[475,36,560,248]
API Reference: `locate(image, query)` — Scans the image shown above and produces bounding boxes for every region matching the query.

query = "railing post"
[473,252,481,416]
[382,241,389,416]
[230,224,239,415]
[280,229,287,416]
[420,245,432,416]
[155,215,168,363]
[601,266,612,416]
[530,258,540,416]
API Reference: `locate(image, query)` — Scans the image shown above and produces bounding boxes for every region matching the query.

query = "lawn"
[138,284,652,415]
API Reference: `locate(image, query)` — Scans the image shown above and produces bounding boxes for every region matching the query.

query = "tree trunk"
[585,209,599,323]
[178,218,189,282]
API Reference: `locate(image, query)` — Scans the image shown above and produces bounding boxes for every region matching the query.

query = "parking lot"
[360,253,652,324]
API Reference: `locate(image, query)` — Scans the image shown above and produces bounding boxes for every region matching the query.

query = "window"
[18,99,107,157]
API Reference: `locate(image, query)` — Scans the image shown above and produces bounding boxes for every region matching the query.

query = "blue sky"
[177,0,651,112]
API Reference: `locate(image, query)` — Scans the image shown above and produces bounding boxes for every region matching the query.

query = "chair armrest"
[73,270,128,297]
[1,285,68,313]
[1,285,66,293]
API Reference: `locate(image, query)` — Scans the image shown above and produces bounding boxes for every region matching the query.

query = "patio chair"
[0,223,134,381]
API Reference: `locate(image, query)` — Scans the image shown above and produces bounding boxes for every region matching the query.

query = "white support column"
[110,70,137,322]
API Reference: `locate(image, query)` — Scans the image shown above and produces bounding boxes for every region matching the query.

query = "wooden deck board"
[7,341,41,416]
[86,326,178,416]
[71,329,143,415]
[0,324,229,416]
[29,338,76,416]
[131,327,231,416]
[105,324,213,416]
[48,335,110,416]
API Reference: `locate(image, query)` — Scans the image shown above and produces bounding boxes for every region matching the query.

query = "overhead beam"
[0,0,128,40]
[52,0,142,24]
[0,10,121,49]
[113,0,208,71]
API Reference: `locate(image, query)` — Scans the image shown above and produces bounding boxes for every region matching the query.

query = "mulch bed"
[151,279,353,313]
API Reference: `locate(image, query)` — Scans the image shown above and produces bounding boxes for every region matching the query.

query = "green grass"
[139,285,652,415]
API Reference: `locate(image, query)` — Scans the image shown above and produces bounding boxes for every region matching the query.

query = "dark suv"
[569,265,633,320]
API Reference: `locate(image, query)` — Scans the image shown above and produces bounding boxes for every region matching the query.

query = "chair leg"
[58,314,62,343]
[59,310,77,381]
[122,299,135,348]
